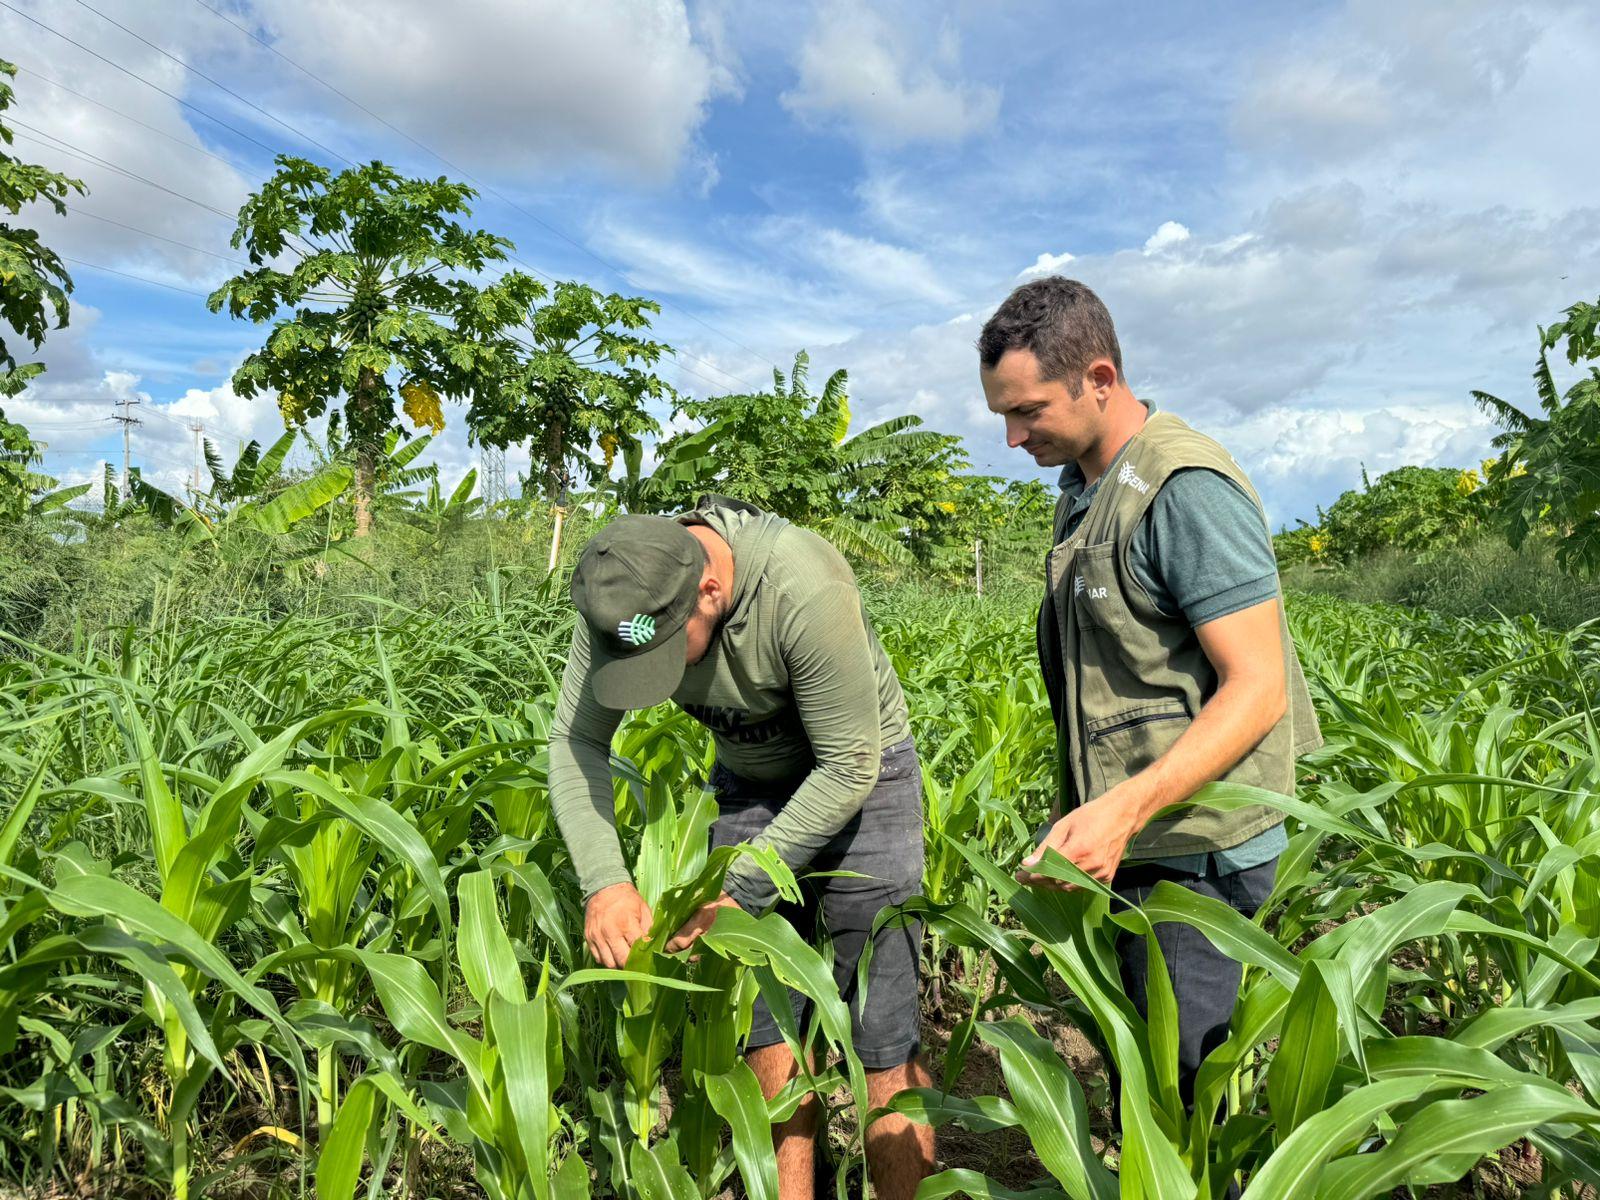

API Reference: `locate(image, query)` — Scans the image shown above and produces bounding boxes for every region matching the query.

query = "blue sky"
[7,0,1598,527]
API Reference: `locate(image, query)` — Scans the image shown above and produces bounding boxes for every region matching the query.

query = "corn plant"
[5,577,1600,1196]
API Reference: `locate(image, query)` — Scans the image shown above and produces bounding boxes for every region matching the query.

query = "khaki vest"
[1045,411,1323,858]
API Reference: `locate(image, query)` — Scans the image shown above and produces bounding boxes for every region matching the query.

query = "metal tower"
[480,443,507,509]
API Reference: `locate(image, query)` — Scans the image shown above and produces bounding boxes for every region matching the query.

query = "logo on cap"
[617,613,657,647]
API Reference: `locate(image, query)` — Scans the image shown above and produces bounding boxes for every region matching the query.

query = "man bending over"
[548,495,935,1199]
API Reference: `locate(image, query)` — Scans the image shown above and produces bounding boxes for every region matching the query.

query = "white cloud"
[592,212,961,356]
[688,0,748,103]
[1142,221,1191,254]
[754,217,957,305]
[1206,400,1498,530]
[1233,0,1598,218]
[13,0,1596,533]
[3,0,252,284]
[782,1,1000,145]
[1235,0,1550,162]
[257,0,726,183]
[1018,250,1076,280]
[798,172,1595,523]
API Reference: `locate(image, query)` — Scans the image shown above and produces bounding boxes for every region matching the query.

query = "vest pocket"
[1070,541,1128,636]
[1084,700,1190,797]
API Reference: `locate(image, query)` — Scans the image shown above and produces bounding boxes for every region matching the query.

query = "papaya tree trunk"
[543,416,567,504]
[351,368,382,538]
[354,447,376,538]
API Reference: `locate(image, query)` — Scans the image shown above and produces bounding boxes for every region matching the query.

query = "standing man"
[977,277,1322,1111]
[547,494,935,1199]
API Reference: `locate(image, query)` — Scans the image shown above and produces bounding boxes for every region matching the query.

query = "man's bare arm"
[1019,597,1288,886]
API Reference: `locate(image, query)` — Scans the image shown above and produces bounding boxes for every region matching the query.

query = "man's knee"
[865,1052,931,1109]
[746,1041,805,1091]
[745,1042,824,1133]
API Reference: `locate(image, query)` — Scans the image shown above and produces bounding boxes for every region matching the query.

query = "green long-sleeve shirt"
[547,501,912,908]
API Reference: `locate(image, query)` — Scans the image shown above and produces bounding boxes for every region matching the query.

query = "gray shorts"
[709,736,925,1070]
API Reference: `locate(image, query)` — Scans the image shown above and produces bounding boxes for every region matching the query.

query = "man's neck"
[1079,392,1150,486]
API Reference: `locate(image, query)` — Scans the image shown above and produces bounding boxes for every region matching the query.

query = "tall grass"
[1284,535,1600,630]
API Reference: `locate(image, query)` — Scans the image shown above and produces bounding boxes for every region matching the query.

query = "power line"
[61,255,213,298]
[62,203,249,266]
[17,10,757,423]
[0,0,282,158]
[20,4,758,396]
[39,432,240,481]
[28,147,738,398]
[20,66,253,175]
[138,401,255,445]
[184,0,771,390]
[16,398,256,446]
[665,358,759,398]
[5,418,112,430]
[68,0,358,170]
[9,123,241,220]
[20,116,743,397]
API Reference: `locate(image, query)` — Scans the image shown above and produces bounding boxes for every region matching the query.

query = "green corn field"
[2,580,1599,1199]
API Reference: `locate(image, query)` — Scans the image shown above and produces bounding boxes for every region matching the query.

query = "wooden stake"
[547,505,567,573]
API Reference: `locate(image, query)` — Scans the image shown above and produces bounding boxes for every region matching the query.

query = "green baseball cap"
[570,515,705,709]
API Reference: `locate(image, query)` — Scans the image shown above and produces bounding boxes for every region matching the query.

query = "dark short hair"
[977,277,1124,396]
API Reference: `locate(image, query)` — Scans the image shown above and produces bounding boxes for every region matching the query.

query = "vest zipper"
[1086,710,1187,743]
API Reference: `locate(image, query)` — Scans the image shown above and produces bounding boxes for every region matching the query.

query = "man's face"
[683,573,730,665]
[981,348,1096,469]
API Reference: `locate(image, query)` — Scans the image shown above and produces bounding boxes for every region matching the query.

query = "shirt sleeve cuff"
[581,867,634,903]
[722,865,776,912]
[1184,575,1279,627]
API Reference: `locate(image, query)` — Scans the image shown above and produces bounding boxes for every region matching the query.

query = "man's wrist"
[584,875,635,907]
[1101,773,1166,836]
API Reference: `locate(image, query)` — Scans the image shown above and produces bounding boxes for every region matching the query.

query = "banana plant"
[123,429,354,547]
[405,465,484,542]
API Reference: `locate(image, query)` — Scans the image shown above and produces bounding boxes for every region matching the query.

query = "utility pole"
[111,397,141,499]
[188,422,205,498]
[974,537,984,598]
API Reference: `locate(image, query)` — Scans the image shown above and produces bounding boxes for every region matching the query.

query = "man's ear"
[1087,359,1118,394]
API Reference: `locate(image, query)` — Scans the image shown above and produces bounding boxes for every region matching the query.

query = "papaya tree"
[207,156,538,535]
[469,280,673,502]
[468,278,674,565]
[0,58,85,521]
